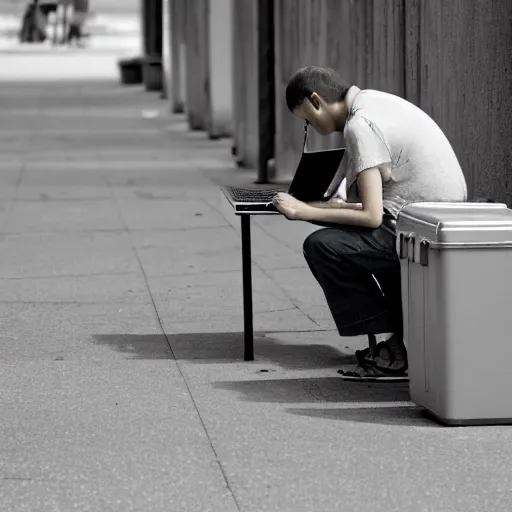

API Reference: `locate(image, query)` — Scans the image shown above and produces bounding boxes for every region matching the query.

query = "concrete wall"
[274,0,407,180]
[405,0,512,202]
[273,0,512,203]
[159,0,510,200]
[274,0,344,180]
[366,0,405,95]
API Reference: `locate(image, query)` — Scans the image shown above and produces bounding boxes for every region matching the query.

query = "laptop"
[223,123,345,214]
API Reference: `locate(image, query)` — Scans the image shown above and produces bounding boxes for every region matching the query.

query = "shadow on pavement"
[213,377,410,404]
[93,331,354,367]
[93,332,417,423]
[286,405,442,428]
[167,331,356,370]
[92,333,173,359]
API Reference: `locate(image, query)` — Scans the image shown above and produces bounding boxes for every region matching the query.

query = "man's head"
[285,66,352,135]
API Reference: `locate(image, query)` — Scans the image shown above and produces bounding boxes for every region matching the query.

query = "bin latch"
[406,233,415,262]
[402,233,429,266]
[419,239,430,267]
[398,233,407,259]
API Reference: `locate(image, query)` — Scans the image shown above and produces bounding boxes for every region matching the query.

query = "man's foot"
[337,363,409,382]
[358,336,407,370]
[341,335,409,382]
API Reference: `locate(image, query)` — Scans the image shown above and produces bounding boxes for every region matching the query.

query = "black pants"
[303,225,403,337]
[67,23,81,43]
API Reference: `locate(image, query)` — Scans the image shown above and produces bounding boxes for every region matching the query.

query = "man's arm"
[301,167,383,228]
[307,198,362,210]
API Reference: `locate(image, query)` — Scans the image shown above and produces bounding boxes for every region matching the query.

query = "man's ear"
[309,92,321,110]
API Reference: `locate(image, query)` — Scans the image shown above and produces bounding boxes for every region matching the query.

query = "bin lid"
[396,202,512,246]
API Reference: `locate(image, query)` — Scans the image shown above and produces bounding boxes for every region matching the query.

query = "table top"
[220,188,282,216]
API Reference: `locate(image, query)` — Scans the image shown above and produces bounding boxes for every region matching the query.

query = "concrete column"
[206,0,233,139]
[167,0,185,113]
[141,0,163,92]
[149,0,163,58]
[231,0,275,182]
[140,0,151,56]
[162,0,171,100]
[231,0,249,165]
[184,0,210,131]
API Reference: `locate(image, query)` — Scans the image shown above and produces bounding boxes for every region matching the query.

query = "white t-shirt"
[329,87,468,221]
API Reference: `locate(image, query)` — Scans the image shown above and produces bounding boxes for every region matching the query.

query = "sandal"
[340,339,409,382]
[337,363,409,382]
[355,346,371,366]
[354,334,380,365]
[356,341,402,366]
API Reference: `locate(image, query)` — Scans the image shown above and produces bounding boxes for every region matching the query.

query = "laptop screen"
[287,122,345,203]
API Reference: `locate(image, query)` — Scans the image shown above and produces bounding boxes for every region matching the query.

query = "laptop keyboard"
[227,186,287,203]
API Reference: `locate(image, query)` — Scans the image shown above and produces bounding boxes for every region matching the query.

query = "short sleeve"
[344,116,392,188]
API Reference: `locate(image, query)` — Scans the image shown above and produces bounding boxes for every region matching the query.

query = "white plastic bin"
[396,202,512,425]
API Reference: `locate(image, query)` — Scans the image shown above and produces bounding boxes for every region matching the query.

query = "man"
[272,66,467,381]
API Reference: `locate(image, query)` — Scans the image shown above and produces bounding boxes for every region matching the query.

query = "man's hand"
[272,192,312,221]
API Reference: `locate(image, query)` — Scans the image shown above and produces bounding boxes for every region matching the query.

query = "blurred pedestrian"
[67,0,88,46]
[19,0,47,43]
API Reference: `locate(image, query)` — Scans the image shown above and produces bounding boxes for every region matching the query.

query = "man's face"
[292,94,337,136]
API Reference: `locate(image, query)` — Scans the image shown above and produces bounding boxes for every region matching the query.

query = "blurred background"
[1,0,511,202]
[0,1,137,33]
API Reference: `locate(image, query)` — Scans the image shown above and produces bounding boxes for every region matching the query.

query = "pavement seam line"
[0,270,139,281]
[106,179,242,511]
[3,83,52,232]
[1,122,35,234]
[1,225,231,236]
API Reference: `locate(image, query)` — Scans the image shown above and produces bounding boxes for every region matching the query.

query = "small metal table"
[221,189,280,361]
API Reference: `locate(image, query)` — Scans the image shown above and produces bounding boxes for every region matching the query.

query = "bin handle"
[398,233,415,260]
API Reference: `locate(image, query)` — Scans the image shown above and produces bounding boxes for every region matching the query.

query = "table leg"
[241,215,254,361]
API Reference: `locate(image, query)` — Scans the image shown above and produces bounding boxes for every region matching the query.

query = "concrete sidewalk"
[0,48,511,512]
